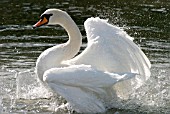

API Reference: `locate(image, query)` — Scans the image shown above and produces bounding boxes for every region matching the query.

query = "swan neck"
[60,16,82,59]
[62,18,82,44]
[36,12,82,82]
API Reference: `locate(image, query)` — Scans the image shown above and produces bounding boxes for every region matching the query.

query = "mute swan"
[33,9,151,113]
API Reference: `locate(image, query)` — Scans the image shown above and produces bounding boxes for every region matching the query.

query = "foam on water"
[0,97,3,113]
[120,67,170,113]
[15,69,75,113]
[16,69,53,99]
[12,66,170,113]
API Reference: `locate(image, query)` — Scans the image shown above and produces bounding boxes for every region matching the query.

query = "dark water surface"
[0,0,169,113]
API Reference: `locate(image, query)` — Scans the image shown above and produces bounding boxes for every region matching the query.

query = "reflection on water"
[0,0,169,113]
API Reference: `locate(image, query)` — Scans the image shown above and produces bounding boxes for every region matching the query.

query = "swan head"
[33,9,69,28]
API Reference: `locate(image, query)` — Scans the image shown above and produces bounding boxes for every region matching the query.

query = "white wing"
[68,17,151,80]
[43,64,135,113]
[64,17,151,100]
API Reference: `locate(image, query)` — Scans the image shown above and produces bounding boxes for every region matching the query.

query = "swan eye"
[40,14,53,21]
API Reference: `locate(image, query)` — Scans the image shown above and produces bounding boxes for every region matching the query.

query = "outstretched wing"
[69,17,151,80]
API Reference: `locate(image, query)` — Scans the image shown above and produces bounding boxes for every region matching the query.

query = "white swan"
[33,9,151,113]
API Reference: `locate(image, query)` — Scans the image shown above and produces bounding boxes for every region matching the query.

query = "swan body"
[33,9,151,113]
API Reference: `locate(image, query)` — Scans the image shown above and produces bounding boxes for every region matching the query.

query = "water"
[0,0,169,113]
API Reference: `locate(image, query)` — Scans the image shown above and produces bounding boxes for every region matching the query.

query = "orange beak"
[33,17,48,28]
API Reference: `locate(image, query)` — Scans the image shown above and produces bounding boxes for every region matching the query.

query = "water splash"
[16,69,53,99]
[15,69,76,113]
[0,97,3,113]
[0,65,168,113]
[119,67,170,113]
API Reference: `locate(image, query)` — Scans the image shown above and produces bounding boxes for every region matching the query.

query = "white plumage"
[33,9,151,113]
